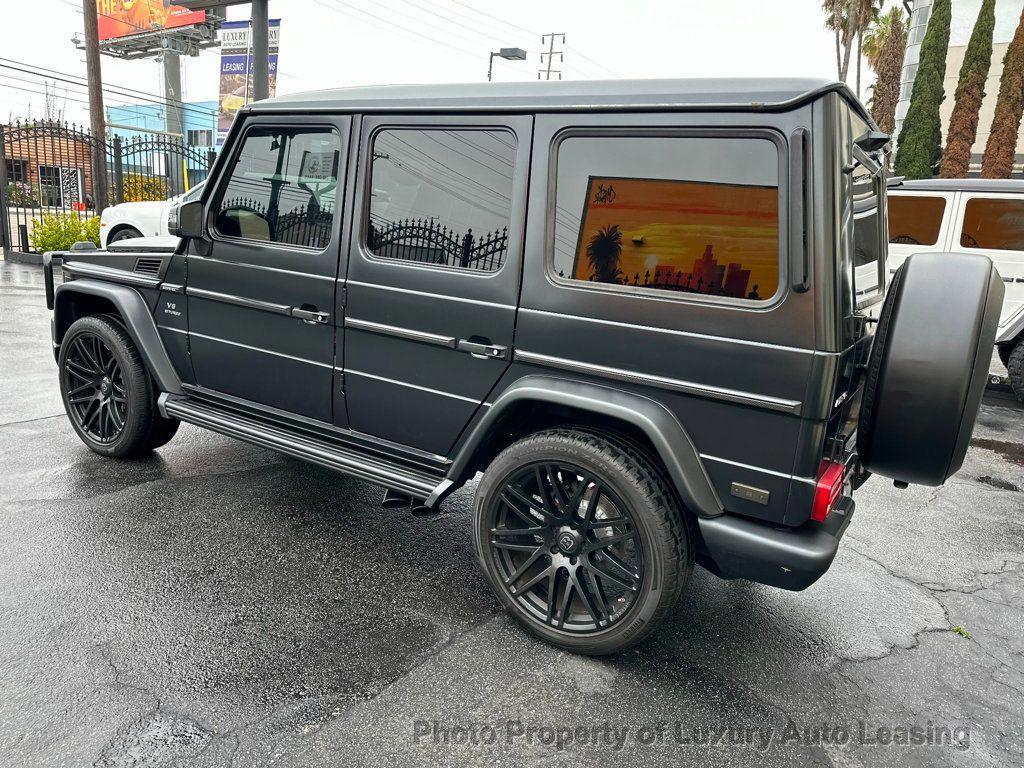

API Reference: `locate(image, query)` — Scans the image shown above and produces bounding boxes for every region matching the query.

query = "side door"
[340,114,531,455]
[186,115,351,423]
[950,191,1024,332]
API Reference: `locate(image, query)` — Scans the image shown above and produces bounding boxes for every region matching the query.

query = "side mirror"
[168,199,204,239]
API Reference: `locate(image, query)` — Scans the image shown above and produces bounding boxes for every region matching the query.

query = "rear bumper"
[696,497,855,591]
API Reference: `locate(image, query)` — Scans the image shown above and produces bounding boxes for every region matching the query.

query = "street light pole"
[487,47,528,82]
[82,0,109,212]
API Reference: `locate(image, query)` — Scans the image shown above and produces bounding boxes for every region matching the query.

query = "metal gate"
[0,119,216,256]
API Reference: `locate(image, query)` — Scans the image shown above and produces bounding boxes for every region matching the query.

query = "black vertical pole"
[0,125,10,257]
[251,0,270,101]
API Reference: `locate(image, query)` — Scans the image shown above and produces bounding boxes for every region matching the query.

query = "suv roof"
[254,77,869,118]
[892,177,1024,194]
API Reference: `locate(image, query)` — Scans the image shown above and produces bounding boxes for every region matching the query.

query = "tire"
[1007,340,1024,402]
[857,253,1004,486]
[109,226,142,243]
[473,428,693,655]
[58,315,175,457]
[997,341,1014,370]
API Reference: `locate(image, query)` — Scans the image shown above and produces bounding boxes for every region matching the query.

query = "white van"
[887,178,1024,398]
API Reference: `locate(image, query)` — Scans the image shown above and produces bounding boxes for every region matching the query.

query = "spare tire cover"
[858,252,1004,486]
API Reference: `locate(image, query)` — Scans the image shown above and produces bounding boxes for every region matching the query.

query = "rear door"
[340,114,531,455]
[187,115,350,423]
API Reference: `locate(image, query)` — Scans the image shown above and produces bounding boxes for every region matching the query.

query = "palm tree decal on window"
[586,224,624,284]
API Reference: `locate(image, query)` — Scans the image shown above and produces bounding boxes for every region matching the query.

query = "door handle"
[457,338,508,360]
[291,306,331,324]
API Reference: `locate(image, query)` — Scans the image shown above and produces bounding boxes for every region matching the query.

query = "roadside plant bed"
[29,213,100,253]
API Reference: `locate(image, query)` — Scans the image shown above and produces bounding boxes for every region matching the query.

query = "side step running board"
[160,393,446,502]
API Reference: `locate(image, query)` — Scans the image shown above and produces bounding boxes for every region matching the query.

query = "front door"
[187,116,350,423]
[341,114,532,455]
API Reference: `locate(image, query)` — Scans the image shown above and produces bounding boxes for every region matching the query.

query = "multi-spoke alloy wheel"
[474,428,693,655]
[62,332,128,443]
[58,315,178,457]
[487,462,643,633]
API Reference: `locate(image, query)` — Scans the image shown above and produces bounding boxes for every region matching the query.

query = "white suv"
[99,181,205,248]
[887,178,1024,398]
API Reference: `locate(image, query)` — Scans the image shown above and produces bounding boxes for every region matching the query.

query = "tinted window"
[366,129,515,272]
[960,197,1024,251]
[888,195,946,245]
[552,136,780,301]
[214,127,340,250]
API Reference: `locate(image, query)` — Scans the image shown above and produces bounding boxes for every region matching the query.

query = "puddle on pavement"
[970,437,1024,467]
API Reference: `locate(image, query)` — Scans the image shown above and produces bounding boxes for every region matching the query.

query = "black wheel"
[997,341,1014,370]
[1007,340,1024,402]
[474,428,692,655]
[58,315,176,456]
[109,226,142,243]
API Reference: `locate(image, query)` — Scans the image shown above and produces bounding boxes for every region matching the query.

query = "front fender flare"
[53,278,183,395]
[444,375,724,518]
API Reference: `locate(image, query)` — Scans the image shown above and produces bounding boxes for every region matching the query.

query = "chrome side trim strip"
[514,350,802,415]
[700,453,817,485]
[518,307,817,356]
[344,317,457,348]
[343,368,480,404]
[157,325,188,335]
[187,253,336,281]
[61,260,161,288]
[186,286,291,315]
[188,330,333,369]
[345,279,516,310]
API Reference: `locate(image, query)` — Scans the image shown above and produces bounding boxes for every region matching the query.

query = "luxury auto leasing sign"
[217,19,281,146]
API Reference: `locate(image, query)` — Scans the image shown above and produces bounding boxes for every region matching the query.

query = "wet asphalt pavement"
[1,259,1023,768]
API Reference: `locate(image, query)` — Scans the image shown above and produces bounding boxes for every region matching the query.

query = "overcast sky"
[0,0,904,126]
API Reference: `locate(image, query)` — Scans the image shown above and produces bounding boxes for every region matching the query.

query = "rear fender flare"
[444,375,724,518]
[53,278,183,395]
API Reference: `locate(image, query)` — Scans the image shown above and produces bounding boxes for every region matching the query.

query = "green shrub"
[28,213,101,252]
[123,173,168,202]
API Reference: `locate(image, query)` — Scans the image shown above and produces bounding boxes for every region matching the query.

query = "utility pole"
[538,33,565,80]
[251,0,270,101]
[81,0,109,211]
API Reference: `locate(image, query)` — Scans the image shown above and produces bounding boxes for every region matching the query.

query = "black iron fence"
[0,119,216,255]
[368,216,509,271]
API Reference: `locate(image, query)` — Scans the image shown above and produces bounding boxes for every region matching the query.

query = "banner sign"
[217,19,281,146]
[96,1,205,41]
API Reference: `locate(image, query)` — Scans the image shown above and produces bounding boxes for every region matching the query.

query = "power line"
[0,59,217,119]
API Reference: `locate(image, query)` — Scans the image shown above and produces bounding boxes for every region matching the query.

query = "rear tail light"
[812,460,846,523]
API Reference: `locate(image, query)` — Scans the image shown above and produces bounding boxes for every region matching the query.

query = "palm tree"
[823,0,881,95]
[863,6,906,70]
[868,7,909,136]
[586,225,624,284]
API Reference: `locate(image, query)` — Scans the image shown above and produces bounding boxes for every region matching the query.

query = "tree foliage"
[868,8,909,136]
[981,8,1024,178]
[28,213,100,252]
[940,0,995,178]
[894,0,952,179]
[586,225,624,284]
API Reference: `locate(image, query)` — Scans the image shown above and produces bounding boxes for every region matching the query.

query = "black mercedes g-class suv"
[44,79,1002,654]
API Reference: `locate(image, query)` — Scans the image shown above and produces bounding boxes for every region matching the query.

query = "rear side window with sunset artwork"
[551,135,780,302]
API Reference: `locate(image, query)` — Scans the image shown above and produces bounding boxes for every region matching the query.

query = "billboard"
[569,176,779,300]
[217,19,281,145]
[96,1,206,41]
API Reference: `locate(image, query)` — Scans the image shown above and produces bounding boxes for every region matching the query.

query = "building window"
[214,126,340,250]
[187,129,213,147]
[552,135,780,301]
[4,158,27,183]
[960,197,1024,251]
[888,195,946,246]
[365,128,515,272]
